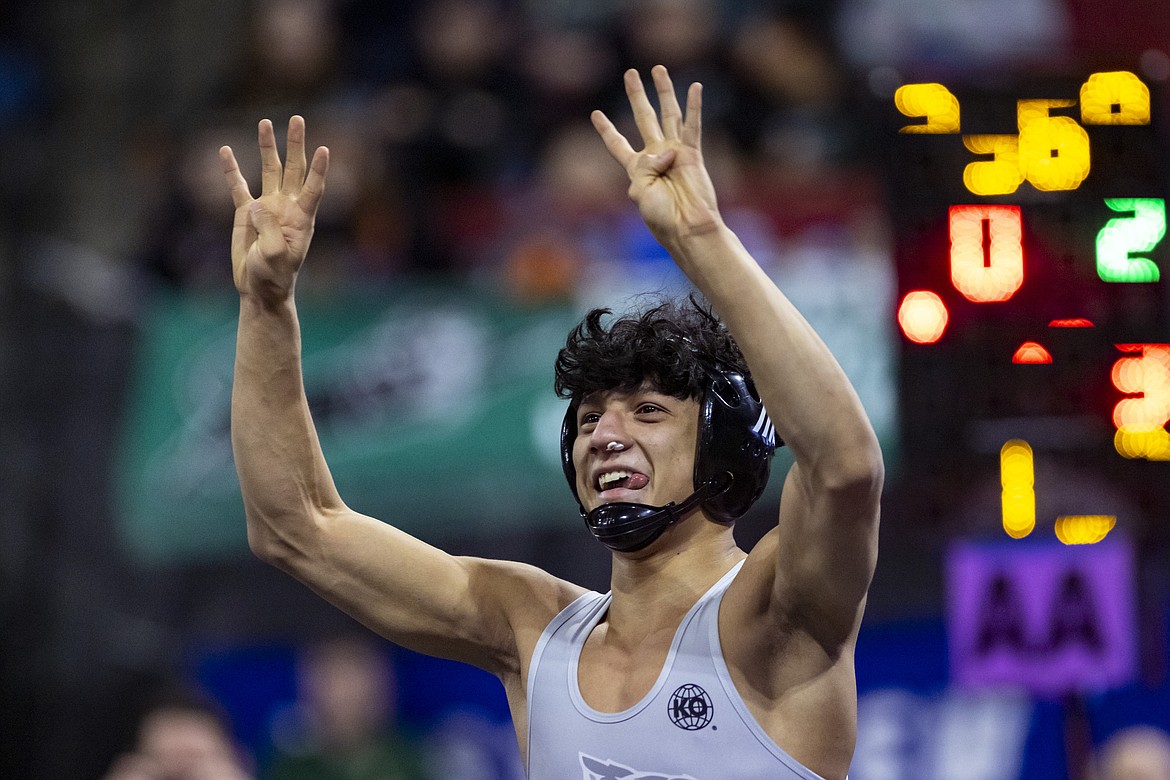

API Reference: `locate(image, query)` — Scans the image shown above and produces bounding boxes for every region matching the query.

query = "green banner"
[115,284,585,564]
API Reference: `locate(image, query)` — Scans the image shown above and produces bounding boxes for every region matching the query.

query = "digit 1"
[1001,439,1035,539]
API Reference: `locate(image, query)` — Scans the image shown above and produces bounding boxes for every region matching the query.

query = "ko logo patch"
[667,684,713,730]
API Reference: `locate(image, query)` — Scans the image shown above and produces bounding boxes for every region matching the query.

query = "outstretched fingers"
[257,119,282,195]
[282,116,308,196]
[219,145,253,210]
[299,145,330,218]
[681,82,703,149]
[623,68,663,147]
[652,65,683,140]
[220,146,254,282]
[591,110,637,171]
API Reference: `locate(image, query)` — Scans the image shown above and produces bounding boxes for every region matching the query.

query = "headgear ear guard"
[560,365,778,552]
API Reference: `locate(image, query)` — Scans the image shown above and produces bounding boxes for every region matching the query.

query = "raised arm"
[593,68,883,648]
[220,117,575,675]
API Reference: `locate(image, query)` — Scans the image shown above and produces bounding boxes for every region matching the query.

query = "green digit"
[1096,198,1165,283]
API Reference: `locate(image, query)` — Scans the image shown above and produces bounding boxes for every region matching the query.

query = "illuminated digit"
[962,135,1025,195]
[1112,344,1170,460]
[1096,198,1165,282]
[1001,439,1035,539]
[1081,71,1151,125]
[895,83,960,133]
[1017,99,1091,191]
[949,205,1024,302]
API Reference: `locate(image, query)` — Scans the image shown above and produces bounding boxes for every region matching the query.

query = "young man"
[221,66,882,780]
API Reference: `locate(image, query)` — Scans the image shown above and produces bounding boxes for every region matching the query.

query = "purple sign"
[946,539,1137,697]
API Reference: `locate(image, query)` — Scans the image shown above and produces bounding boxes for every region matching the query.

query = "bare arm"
[593,67,883,648]
[221,117,575,674]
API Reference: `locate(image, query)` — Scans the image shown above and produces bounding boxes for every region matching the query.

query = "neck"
[603,517,744,640]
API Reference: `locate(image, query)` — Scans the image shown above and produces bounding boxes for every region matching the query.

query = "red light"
[898,291,949,344]
[1012,341,1053,364]
[1048,318,1094,328]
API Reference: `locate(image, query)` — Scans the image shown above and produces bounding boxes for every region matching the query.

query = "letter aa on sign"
[945,540,1137,696]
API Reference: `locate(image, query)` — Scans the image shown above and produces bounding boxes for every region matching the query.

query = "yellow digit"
[1081,71,1150,125]
[1001,439,1035,539]
[962,135,1025,195]
[895,83,960,133]
[1018,99,1091,191]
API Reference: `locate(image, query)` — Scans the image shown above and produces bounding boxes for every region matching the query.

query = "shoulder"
[459,557,590,667]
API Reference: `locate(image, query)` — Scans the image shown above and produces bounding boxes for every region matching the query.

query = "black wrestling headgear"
[560,364,778,552]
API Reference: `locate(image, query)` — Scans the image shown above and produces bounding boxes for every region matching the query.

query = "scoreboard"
[884,69,1169,540]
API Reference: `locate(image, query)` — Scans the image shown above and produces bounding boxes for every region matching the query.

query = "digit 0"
[949,205,1024,302]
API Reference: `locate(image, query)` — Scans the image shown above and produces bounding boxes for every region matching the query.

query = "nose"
[588,408,629,453]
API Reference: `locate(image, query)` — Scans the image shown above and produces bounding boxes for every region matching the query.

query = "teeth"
[598,470,631,490]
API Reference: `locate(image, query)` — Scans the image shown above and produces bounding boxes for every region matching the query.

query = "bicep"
[749,459,882,649]
[271,507,573,674]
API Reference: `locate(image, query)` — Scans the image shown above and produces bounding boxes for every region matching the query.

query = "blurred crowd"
[98,634,516,780]
[5,0,892,313]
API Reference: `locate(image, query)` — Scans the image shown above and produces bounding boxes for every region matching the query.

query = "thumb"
[643,148,677,176]
[249,201,286,258]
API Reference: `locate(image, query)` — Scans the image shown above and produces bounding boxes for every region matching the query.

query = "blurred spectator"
[101,686,254,780]
[491,122,628,303]
[513,18,622,155]
[727,10,855,173]
[230,0,344,118]
[376,0,526,274]
[615,0,737,130]
[1095,726,1170,780]
[265,635,432,780]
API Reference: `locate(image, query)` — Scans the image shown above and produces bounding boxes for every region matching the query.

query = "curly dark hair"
[554,295,749,402]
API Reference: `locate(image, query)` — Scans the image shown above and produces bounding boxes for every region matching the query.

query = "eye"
[636,403,665,416]
[579,411,601,429]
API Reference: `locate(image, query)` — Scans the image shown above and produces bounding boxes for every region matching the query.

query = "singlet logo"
[579,753,698,780]
[667,684,713,730]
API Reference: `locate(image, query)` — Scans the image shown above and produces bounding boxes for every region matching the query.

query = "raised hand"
[220,116,329,301]
[591,65,721,248]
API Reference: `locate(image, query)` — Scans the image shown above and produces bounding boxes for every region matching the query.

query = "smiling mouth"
[597,470,649,492]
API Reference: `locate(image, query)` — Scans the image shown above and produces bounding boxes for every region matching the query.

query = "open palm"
[592,66,721,248]
[220,116,329,301]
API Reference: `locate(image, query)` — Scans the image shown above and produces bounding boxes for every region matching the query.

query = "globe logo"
[668,683,713,730]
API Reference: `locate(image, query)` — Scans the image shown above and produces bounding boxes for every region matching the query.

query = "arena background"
[1,1,1168,778]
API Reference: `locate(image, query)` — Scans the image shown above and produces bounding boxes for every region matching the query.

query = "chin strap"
[582,475,730,553]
